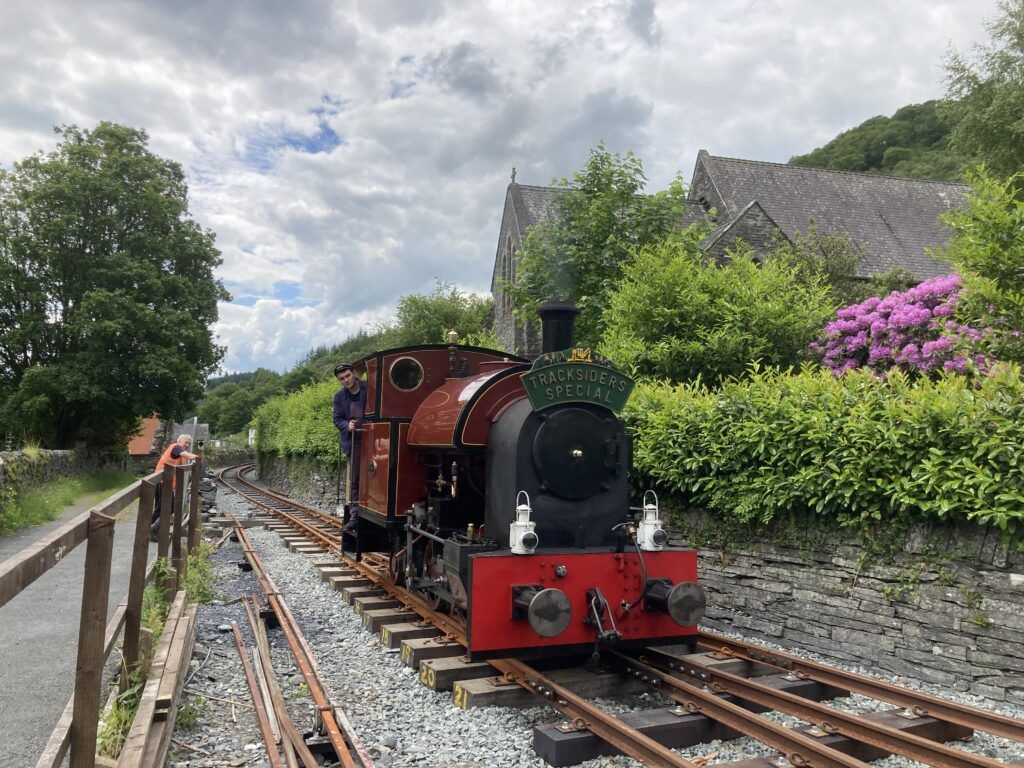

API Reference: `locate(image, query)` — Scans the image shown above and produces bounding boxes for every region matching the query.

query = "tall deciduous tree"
[382,280,493,347]
[0,123,228,447]
[507,143,696,348]
[944,0,1024,178]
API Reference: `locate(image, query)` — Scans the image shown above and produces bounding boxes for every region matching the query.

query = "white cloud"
[0,0,1001,371]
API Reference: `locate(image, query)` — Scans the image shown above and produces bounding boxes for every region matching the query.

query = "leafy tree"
[218,387,257,434]
[197,381,238,431]
[945,0,1024,178]
[0,123,227,447]
[380,280,493,347]
[937,169,1024,362]
[789,101,972,180]
[599,240,836,384]
[507,143,697,347]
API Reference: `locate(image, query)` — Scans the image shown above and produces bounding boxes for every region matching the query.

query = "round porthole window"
[390,357,424,391]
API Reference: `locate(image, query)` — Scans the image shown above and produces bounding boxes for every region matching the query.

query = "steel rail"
[231,622,284,768]
[218,466,344,554]
[613,652,872,768]
[697,630,1024,743]
[219,467,700,768]
[631,647,1013,768]
[225,464,345,531]
[232,519,362,768]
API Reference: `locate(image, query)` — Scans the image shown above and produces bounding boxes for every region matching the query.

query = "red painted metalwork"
[361,422,391,515]
[407,364,527,448]
[364,357,378,417]
[372,348,524,419]
[467,549,698,655]
[394,422,424,517]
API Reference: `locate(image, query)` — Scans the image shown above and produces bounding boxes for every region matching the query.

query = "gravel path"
[169,489,1024,768]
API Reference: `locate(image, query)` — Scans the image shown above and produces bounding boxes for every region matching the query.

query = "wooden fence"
[0,461,204,768]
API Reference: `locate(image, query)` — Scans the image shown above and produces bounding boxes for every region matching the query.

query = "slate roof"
[511,184,565,230]
[695,152,967,279]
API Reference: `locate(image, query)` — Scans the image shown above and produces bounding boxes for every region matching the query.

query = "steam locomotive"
[346,302,704,660]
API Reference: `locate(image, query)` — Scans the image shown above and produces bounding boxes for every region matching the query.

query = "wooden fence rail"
[0,460,205,768]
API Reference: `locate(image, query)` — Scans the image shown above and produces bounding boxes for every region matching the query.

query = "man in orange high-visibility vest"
[151,434,200,541]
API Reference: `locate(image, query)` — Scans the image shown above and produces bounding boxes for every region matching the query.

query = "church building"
[491,151,968,357]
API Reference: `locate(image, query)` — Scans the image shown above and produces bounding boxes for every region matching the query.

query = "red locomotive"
[347,302,705,660]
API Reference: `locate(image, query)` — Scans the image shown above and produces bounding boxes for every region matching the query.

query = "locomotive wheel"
[421,541,446,611]
[424,590,444,611]
[388,541,405,584]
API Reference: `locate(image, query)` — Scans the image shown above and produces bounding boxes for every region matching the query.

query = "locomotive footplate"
[465,548,701,660]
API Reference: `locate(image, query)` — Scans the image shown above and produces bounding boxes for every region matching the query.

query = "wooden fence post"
[157,465,174,560]
[122,479,156,688]
[188,462,202,554]
[173,465,186,582]
[69,510,116,768]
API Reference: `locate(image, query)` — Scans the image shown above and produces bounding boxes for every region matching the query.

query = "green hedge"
[253,380,339,466]
[627,365,1024,533]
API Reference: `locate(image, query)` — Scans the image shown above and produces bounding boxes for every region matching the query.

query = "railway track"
[216,463,1024,768]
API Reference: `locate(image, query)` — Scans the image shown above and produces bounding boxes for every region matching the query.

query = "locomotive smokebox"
[537,300,580,353]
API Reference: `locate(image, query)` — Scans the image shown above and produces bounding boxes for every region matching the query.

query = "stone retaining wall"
[675,512,1024,704]
[257,454,341,513]
[0,449,106,525]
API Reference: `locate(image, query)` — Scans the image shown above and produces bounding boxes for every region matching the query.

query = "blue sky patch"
[222,280,314,309]
[243,99,344,171]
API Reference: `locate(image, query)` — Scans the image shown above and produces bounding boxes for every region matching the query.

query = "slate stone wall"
[675,511,1024,704]
[0,449,107,524]
[257,454,341,514]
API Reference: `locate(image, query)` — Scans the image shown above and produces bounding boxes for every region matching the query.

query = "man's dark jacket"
[333,380,368,454]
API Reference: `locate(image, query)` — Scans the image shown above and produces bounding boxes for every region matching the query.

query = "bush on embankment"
[253,381,339,466]
[627,364,1024,534]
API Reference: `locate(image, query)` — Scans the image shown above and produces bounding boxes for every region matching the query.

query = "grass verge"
[0,470,137,536]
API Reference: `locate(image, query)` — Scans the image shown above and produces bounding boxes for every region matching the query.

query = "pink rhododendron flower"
[813,274,991,376]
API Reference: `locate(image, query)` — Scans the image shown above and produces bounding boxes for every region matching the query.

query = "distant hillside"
[789,100,974,181]
[206,371,256,391]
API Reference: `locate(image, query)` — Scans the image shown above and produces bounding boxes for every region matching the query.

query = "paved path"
[0,498,156,767]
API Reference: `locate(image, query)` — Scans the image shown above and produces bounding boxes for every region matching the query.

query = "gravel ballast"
[166,488,1024,767]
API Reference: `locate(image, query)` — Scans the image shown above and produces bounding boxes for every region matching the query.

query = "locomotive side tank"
[349,302,705,660]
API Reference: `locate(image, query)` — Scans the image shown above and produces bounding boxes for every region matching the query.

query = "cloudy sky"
[0,0,1001,372]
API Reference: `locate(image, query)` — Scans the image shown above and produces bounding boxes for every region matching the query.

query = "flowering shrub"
[812,274,988,375]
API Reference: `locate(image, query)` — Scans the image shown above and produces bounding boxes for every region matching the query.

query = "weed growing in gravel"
[184,541,218,603]
[176,694,205,729]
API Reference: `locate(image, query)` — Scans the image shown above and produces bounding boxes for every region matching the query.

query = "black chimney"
[537,301,579,353]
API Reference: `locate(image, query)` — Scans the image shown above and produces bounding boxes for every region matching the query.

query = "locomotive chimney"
[536,300,579,353]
